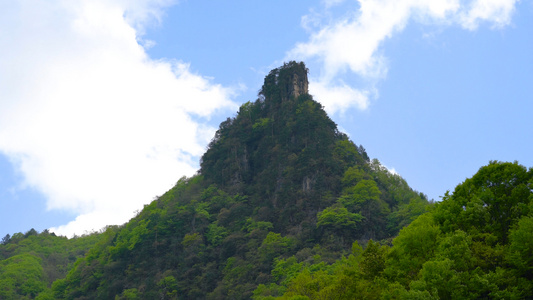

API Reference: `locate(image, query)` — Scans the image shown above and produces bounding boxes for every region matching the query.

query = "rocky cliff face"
[285,69,308,101]
[259,61,309,103]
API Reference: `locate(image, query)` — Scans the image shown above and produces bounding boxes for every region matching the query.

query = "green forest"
[1,62,532,299]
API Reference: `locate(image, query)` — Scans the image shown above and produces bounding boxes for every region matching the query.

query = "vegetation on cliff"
[2,62,530,299]
[253,161,533,299]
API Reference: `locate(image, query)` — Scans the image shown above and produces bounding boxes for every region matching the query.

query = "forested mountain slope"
[253,161,533,299]
[0,230,102,299]
[3,62,432,299]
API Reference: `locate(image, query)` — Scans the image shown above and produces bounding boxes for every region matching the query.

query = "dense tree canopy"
[1,62,435,299]
[0,229,102,299]
[252,161,533,299]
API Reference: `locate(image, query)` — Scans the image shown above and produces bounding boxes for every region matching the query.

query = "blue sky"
[1,0,531,237]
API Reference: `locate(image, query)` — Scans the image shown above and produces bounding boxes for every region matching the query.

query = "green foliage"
[115,288,139,300]
[9,62,526,300]
[253,283,286,300]
[262,161,533,299]
[271,257,304,286]
[409,259,461,299]
[387,196,429,234]
[253,117,272,130]
[0,229,102,299]
[9,65,530,300]
[359,240,388,280]
[245,218,274,233]
[35,289,55,300]
[507,216,533,277]
[317,205,362,234]
[341,166,367,187]
[158,275,178,299]
[340,180,381,210]
[109,219,150,258]
[385,213,441,284]
[5,62,435,299]
[259,232,294,264]
[206,223,229,247]
[0,253,46,298]
[433,161,532,243]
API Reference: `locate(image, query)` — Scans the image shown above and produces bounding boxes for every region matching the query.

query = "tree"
[434,161,532,243]
[259,232,294,264]
[340,179,388,239]
[409,259,462,299]
[24,228,38,238]
[317,205,363,240]
[385,213,441,284]
[0,253,46,298]
[115,288,139,300]
[360,240,388,280]
[1,234,10,245]
[206,223,228,247]
[507,216,533,279]
[158,276,178,300]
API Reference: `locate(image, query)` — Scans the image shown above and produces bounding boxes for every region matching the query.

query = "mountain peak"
[200,62,371,233]
[201,61,343,196]
[259,61,309,102]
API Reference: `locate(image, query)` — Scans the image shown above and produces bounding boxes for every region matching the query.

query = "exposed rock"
[288,71,308,99]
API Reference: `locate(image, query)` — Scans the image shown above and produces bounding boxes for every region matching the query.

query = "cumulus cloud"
[0,1,237,236]
[288,0,518,113]
[322,0,348,9]
[460,0,519,30]
[383,164,400,176]
[309,80,370,114]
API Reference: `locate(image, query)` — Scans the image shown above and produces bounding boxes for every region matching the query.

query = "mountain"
[3,62,533,299]
[1,62,431,299]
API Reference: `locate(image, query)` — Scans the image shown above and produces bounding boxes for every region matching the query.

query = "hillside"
[0,230,102,299]
[3,62,432,299]
[253,161,533,299]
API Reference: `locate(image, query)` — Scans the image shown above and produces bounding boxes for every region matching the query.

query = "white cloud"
[0,0,237,237]
[288,0,518,113]
[460,0,519,30]
[309,80,370,114]
[322,0,348,8]
[384,165,400,176]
